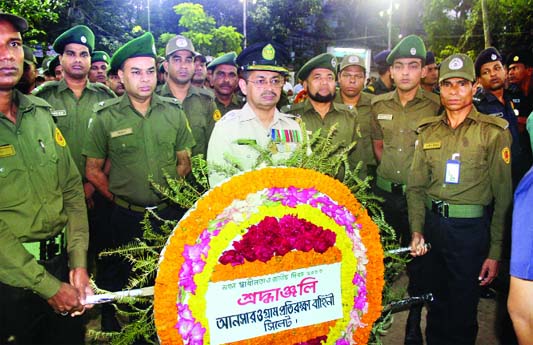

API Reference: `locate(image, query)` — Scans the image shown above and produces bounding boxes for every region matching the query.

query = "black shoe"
[101,305,121,332]
[404,305,423,345]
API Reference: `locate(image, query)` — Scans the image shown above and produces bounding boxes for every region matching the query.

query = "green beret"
[386,35,426,64]
[236,42,289,74]
[297,53,337,81]
[23,45,37,65]
[207,52,237,71]
[110,32,157,72]
[91,50,110,64]
[53,25,95,54]
[0,12,28,32]
[48,55,61,75]
[439,53,475,83]
[339,54,366,72]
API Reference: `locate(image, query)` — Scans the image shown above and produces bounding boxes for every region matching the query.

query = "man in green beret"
[407,53,512,345]
[84,32,195,331]
[88,50,110,84]
[107,67,125,96]
[208,51,245,115]
[0,12,92,344]
[158,35,218,157]
[335,54,376,177]
[207,41,304,186]
[369,34,441,344]
[15,45,38,93]
[284,52,367,179]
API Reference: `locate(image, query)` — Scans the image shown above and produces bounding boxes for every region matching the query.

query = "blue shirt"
[511,166,533,279]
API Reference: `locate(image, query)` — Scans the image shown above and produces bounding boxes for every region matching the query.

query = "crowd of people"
[1,10,532,345]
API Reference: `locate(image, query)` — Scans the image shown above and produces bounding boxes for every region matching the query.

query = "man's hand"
[410,232,429,257]
[83,182,95,209]
[69,267,94,316]
[478,258,499,286]
[47,283,83,316]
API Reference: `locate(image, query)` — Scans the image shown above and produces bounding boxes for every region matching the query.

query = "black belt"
[114,196,169,213]
[22,231,65,261]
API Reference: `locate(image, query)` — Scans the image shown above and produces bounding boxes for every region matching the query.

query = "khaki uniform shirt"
[371,88,441,184]
[207,103,303,186]
[363,77,394,95]
[32,80,116,177]
[335,91,376,167]
[214,94,245,116]
[83,94,195,206]
[158,84,218,157]
[0,90,88,298]
[285,99,367,178]
[407,109,513,260]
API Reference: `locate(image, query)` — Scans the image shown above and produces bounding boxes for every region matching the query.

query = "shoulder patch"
[31,80,60,95]
[502,147,511,164]
[416,116,441,133]
[26,94,53,108]
[478,114,509,130]
[213,108,222,121]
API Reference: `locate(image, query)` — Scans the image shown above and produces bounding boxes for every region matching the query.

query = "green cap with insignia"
[439,53,475,83]
[165,35,196,57]
[91,50,110,64]
[23,45,37,66]
[386,34,426,65]
[297,53,337,81]
[339,54,366,72]
[53,25,95,54]
[236,41,289,74]
[0,12,28,32]
[110,32,157,72]
[207,52,237,71]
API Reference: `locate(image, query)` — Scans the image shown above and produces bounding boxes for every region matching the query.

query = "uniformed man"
[0,12,92,344]
[283,53,366,179]
[364,49,395,95]
[335,54,376,176]
[41,55,57,81]
[192,54,209,89]
[107,66,125,96]
[506,50,533,126]
[84,32,195,330]
[88,50,110,84]
[15,45,38,94]
[207,52,245,115]
[421,51,439,94]
[474,47,531,187]
[407,53,512,345]
[370,35,441,344]
[158,35,218,157]
[207,42,303,186]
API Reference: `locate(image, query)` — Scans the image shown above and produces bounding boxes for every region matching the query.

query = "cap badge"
[262,44,275,61]
[491,53,497,60]
[348,56,359,63]
[449,57,463,70]
[81,36,87,44]
[176,38,188,48]
[152,44,156,54]
[410,48,416,55]
[331,57,337,69]
[513,56,519,62]
[103,55,108,61]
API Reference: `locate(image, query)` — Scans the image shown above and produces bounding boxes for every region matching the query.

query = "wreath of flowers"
[154,167,384,344]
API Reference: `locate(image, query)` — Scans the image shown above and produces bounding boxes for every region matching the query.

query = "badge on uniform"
[444,153,460,184]
[0,144,16,158]
[51,110,67,117]
[377,114,393,121]
[55,128,66,147]
[213,109,222,122]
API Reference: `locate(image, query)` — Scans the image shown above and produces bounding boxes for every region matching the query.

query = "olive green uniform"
[407,109,512,259]
[83,94,195,206]
[215,93,245,116]
[32,79,116,176]
[0,90,88,299]
[363,77,394,95]
[158,83,218,157]
[284,99,367,178]
[335,91,376,168]
[371,88,441,186]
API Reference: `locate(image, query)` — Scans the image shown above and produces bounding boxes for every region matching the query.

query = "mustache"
[261,91,278,97]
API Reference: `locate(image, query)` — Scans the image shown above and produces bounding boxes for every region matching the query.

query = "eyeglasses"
[247,78,283,88]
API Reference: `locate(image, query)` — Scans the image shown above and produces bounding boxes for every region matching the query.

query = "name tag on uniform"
[445,153,461,184]
[51,110,67,117]
[110,128,133,138]
[423,142,441,150]
[0,144,16,158]
[377,114,393,120]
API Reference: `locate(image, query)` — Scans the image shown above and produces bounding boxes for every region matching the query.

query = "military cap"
[207,52,237,71]
[165,35,196,57]
[339,54,366,72]
[374,49,391,66]
[91,50,110,64]
[236,42,289,74]
[110,32,157,72]
[439,53,475,83]
[506,50,533,68]
[386,35,426,64]
[297,53,337,81]
[195,54,207,63]
[0,12,28,32]
[48,55,61,75]
[474,47,502,77]
[53,25,95,54]
[23,45,37,65]
[426,51,436,65]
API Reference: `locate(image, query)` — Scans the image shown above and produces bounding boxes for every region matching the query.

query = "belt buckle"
[391,183,404,195]
[432,200,449,218]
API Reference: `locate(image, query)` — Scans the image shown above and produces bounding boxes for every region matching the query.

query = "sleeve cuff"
[34,272,62,299]
[68,250,87,270]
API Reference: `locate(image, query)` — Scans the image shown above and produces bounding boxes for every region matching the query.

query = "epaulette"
[416,116,441,133]
[93,97,122,113]
[159,95,183,108]
[26,94,53,109]
[478,114,509,130]
[473,89,486,104]
[91,82,117,98]
[334,102,352,112]
[217,109,240,123]
[370,91,394,105]
[282,102,305,113]
[196,87,215,100]
[31,80,60,95]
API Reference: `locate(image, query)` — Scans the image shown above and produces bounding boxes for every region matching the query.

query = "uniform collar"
[118,92,164,111]
[391,87,426,103]
[160,83,199,99]
[56,78,94,93]
[439,107,481,126]
[238,102,284,124]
